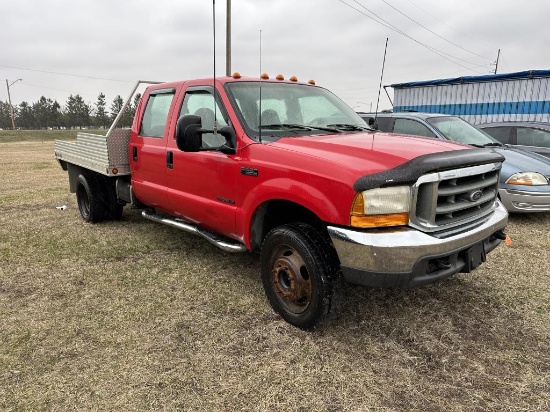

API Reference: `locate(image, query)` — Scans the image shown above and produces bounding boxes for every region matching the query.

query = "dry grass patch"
[1,139,549,411]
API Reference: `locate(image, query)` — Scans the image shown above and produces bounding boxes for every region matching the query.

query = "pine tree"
[65,94,91,129]
[0,101,12,129]
[94,93,109,128]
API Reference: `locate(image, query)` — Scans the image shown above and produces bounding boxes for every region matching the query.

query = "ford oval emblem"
[468,190,483,202]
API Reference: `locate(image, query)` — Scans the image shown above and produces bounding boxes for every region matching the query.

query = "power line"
[0,64,132,83]
[403,0,497,50]
[350,0,485,68]
[387,61,494,81]
[380,0,492,61]
[338,0,485,73]
[18,82,100,99]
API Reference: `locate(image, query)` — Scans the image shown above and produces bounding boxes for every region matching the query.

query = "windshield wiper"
[326,123,373,131]
[259,123,342,133]
[259,123,312,130]
[470,142,503,148]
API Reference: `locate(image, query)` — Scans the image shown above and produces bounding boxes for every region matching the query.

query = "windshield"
[225,81,369,142]
[426,116,499,146]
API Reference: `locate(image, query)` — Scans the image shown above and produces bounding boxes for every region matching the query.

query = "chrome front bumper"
[498,188,550,212]
[327,201,508,289]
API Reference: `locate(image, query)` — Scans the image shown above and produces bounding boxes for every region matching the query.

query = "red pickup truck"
[55,74,508,329]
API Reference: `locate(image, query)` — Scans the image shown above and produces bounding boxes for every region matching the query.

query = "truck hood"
[270,131,470,175]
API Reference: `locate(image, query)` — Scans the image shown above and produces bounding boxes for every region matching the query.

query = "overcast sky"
[2,0,549,112]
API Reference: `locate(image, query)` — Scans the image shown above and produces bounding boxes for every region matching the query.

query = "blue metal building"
[388,70,550,125]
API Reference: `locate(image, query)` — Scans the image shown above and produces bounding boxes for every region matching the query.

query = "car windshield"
[225,81,370,142]
[426,116,499,146]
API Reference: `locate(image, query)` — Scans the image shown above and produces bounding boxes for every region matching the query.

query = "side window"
[180,90,228,148]
[374,117,392,132]
[140,92,175,138]
[482,126,512,144]
[393,118,436,138]
[517,127,550,148]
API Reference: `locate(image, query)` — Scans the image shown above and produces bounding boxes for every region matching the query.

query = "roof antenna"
[212,0,218,134]
[258,29,263,143]
[374,37,389,129]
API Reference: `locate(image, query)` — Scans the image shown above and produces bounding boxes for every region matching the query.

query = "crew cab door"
[129,88,176,208]
[165,85,238,237]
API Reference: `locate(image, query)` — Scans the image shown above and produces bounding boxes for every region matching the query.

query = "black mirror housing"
[176,115,237,155]
[176,115,202,152]
[219,126,237,154]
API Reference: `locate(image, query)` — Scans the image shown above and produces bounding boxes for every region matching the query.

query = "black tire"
[76,173,107,223]
[103,179,124,220]
[260,223,341,330]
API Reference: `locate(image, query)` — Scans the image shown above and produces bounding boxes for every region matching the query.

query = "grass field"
[1,136,549,411]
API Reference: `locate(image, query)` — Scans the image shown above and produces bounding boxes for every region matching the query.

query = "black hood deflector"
[353,148,504,192]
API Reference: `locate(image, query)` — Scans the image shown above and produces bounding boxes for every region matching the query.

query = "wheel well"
[249,200,324,252]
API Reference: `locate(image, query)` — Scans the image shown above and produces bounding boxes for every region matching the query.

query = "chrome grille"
[410,163,501,232]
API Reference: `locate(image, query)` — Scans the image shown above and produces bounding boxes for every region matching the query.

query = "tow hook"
[494,230,512,246]
[493,230,507,240]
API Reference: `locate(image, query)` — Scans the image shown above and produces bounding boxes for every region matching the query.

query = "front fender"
[238,177,350,248]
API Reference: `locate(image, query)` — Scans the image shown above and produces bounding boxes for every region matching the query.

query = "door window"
[517,127,550,148]
[140,92,175,138]
[481,126,512,144]
[393,118,436,138]
[180,90,228,148]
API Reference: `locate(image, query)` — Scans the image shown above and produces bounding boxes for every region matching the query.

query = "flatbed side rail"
[54,80,163,176]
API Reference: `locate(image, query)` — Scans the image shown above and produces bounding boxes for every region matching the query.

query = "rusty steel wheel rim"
[270,244,312,314]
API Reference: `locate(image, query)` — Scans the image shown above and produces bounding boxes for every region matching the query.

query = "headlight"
[350,186,411,228]
[506,172,548,186]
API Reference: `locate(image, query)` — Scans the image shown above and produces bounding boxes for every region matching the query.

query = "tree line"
[0,93,141,130]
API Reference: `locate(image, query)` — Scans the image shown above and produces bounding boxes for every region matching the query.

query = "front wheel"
[260,223,341,330]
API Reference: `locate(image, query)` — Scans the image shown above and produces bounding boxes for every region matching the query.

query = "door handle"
[166,151,173,169]
[132,146,138,161]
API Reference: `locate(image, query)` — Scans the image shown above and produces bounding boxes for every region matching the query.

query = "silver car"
[359,112,550,213]
[478,121,550,158]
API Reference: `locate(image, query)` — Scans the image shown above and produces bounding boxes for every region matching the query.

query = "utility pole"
[491,49,500,74]
[5,78,22,130]
[226,0,231,76]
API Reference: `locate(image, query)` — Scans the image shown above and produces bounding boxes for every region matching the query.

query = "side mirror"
[219,125,237,155]
[176,114,237,154]
[176,115,203,152]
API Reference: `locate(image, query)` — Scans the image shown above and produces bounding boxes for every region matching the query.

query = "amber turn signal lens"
[351,213,410,228]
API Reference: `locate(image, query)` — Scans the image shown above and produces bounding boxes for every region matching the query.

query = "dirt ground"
[1,140,549,411]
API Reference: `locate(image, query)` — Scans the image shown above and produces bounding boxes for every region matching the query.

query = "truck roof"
[146,75,317,90]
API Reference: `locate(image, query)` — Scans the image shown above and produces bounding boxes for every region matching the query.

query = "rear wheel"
[103,179,124,220]
[260,223,341,330]
[76,173,106,223]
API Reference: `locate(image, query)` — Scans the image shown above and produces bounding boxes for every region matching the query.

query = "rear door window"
[374,117,392,132]
[517,127,550,148]
[140,91,175,138]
